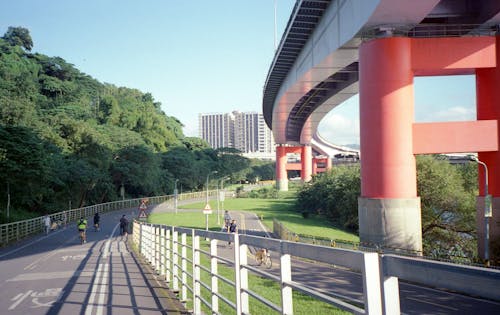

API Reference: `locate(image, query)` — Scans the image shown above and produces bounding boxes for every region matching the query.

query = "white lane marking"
[255,213,271,238]
[85,223,119,315]
[7,271,78,281]
[96,263,109,315]
[8,290,33,310]
[85,263,103,315]
[406,296,458,311]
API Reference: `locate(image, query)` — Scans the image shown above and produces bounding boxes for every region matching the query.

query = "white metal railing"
[0,190,217,246]
[133,220,500,315]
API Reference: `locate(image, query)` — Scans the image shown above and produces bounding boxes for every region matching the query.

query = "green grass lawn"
[174,197,359,243]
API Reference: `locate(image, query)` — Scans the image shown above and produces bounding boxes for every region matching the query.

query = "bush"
[296,165,360,231]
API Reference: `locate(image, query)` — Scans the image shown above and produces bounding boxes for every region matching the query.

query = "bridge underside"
[264,0,500,256]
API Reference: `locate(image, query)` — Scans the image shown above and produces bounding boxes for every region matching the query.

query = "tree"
[3,27,33,51]
[296,164,360,230]
[417,155,476,260]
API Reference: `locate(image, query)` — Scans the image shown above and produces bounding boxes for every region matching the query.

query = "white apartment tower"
[198,113,234,149]
[199,111,274,154]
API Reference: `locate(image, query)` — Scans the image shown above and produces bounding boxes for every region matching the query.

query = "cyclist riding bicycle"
[78,217,87,244]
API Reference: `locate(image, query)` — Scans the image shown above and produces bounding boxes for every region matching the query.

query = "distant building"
[199,111,275,155]
[198,113,234,149]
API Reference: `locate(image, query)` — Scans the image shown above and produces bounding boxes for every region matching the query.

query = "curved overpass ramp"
[263,0,500,145]
[263,0,500,255]
[311,132,359,158]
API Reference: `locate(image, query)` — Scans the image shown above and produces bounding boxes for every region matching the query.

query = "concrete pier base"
[358,197,422,255]
[276,178,288,192]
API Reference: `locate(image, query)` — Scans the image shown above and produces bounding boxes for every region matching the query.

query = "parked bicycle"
[255,248,272,269]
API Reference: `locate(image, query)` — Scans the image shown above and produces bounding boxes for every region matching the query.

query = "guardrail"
[133,221,500,315]
[0,190,218,246]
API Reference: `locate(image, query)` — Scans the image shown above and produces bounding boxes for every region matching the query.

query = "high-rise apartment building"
[198,113,234,149]
[199,111,275,156]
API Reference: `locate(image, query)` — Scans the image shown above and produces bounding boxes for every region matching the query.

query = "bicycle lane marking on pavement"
[84,222,119,315]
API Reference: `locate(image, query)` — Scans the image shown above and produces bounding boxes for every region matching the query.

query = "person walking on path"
[93,212,100,231]
[61,211,67,229]
[120,214,129,236]
[43,214,51,235]
[223,210,232,231]
[227,219,238,247]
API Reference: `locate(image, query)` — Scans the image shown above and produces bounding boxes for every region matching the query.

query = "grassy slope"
[172,197,359,243]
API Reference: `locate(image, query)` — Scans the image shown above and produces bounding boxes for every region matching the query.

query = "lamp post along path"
[205,171,217,231]
[471,156,492,266]
[174,179,179,214]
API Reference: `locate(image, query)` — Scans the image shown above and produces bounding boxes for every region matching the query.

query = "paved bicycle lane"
[0,210,187,315]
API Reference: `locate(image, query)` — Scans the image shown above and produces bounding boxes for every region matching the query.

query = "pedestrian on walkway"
[120,214,129,236]
[61,211,67,229]
[43,214,51,235]
[228,219,237,246]
[223,210,231,230]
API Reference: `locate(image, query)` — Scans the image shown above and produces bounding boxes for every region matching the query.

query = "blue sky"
[0,0,476,145]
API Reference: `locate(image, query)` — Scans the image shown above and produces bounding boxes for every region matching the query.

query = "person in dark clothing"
[227,219,237,246]
[120,214,128,236]
[93,212,100,231]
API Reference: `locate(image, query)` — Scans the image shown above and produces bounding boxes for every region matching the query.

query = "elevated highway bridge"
[263,0,500,255]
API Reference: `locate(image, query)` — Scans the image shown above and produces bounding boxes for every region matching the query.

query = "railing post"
[280,252,293,315]
[239,242,249,314]
[362,252,383,315]
[139,223,143,255]
[154,226,159,272]
[155,226,160,272]
[147,225,152,263]
[380,255,400,315]
[160,226,166,278]
[210,238,219,314]
[233,233,242,315]
[192,231,201,315]
[181,232,188,304]
[173,228,179,292]
[166,227,172,283]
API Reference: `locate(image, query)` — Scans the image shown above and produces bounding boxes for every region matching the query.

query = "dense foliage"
[0,27,275,223]
[296,156,479,259]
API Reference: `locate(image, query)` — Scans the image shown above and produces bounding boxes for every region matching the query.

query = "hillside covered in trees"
[0,27,273,222]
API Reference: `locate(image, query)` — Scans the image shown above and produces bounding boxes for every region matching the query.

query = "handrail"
[133,221,500,315]
[0,190,219,246]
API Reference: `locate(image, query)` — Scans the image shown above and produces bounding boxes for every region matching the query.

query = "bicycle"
[79,230,86,244]
[255,248,272,269]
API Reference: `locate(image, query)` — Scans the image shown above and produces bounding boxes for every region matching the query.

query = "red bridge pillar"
[359,37,422,254]
[301,145,312,183]
[276,145,288,191]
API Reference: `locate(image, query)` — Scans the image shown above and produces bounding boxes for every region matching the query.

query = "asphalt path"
[152,201,500,315]
[0,208,187,315]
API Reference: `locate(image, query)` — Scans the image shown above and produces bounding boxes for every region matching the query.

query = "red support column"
[358,37,422,254]
[312,158,318,175]
[301,145,312,183]
[326,157,332,170]
[276,145,288,191]
[476,36,500,261]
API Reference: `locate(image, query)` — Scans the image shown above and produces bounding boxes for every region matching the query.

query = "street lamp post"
[205,171,217,231]
[174,179,179,214]
[206,171,218,205]
[216,177,230,225]
[471,156,492,266]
